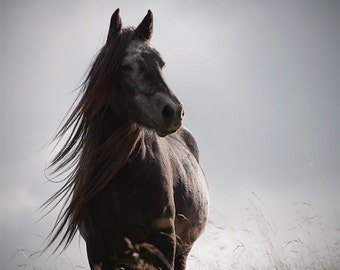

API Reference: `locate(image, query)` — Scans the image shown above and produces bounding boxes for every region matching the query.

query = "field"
[187,194,340,270]
[12,193,339,270]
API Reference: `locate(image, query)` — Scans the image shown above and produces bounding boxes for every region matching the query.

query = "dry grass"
[12,193,340,269]
[187,193,340,270]
[11,247,87,270]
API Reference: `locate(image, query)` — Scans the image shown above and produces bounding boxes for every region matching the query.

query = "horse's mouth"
[151,119,181,137]
[157,123,182,137]
[156,129,176,137]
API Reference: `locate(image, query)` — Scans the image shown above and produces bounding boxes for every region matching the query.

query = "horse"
[44,9,209,270]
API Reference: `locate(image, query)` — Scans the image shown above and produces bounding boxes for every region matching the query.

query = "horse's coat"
[45,9,209,270]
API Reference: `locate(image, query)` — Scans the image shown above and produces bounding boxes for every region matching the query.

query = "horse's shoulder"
[174,127,200,162]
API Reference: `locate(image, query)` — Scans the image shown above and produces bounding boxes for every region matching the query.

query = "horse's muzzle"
[155,103,184,137]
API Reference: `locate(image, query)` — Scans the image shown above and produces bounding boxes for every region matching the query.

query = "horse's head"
[109,9,184,137]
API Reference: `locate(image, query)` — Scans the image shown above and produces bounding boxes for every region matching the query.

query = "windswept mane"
[43,28,143,251]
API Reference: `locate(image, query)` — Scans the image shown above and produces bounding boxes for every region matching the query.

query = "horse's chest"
[86,142,208,240]
[86,160,171,232]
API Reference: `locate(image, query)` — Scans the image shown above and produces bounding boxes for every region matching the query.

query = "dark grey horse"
[44,9,209,270]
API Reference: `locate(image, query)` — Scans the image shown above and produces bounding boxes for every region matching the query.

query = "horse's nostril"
[179,107,185,119]
[162,104,175,120]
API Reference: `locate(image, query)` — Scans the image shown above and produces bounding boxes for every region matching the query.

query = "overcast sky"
[1,1,339,269]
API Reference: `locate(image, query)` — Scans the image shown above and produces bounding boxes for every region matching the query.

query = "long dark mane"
[43,28,143,251]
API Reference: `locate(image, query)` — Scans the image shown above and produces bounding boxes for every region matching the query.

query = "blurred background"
[1,0,339,269]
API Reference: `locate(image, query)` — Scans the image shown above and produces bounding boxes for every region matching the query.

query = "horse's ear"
[136,10,153,40]
[107,9,122,41]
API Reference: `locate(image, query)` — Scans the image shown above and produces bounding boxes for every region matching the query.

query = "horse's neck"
[96,108,127,141]
[136,129,168,164]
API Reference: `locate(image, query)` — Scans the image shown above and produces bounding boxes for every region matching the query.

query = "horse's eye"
[121,64,133,72]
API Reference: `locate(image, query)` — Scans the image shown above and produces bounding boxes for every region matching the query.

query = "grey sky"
[1,0,339,269]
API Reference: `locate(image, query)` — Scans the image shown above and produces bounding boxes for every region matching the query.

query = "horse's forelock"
[81,28,135,118]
